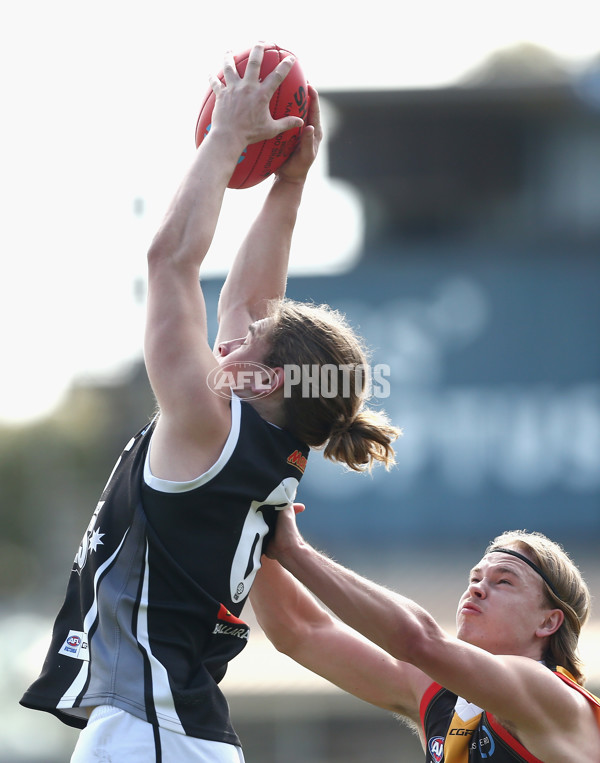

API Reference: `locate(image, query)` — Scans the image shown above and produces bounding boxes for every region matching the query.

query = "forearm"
[217,86,321,329]
[252,556,426,717]
[148,129,244,271]
[217,175,306,322]
[276,540,437,664]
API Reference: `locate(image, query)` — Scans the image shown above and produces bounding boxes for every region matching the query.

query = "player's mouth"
[460,601,482,615]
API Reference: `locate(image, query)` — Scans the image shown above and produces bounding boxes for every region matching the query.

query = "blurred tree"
[0,362,154,607]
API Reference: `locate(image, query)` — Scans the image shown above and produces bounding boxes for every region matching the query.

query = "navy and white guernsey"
[21,394,309,746]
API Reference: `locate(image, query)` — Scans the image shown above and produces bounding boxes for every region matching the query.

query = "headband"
[489,547,560,599]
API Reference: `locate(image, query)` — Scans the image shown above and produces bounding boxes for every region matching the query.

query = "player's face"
[455,551,552,657]
[217,318,273,365]
[215,318,279,398]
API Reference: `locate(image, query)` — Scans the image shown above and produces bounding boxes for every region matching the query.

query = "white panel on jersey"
[229,477,300,604]
[135,543,184,733]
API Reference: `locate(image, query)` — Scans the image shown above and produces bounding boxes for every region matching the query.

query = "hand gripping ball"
[195,44,309,189]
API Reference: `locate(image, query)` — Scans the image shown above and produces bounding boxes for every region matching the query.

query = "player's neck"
[245,391,286,429]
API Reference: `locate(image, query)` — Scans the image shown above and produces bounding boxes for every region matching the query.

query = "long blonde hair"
[486,530,591,685]
[264,299,400,472]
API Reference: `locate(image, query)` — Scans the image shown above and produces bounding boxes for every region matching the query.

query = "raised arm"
[251,556,427,723]
[215,84,322,348]
[143,44,303,479]
[268,507,595,759]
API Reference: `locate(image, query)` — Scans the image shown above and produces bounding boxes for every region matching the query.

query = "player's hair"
[486,530,591,685]
[264,299,400,472]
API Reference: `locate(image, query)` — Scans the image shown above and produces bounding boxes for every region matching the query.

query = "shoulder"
[553,667,600,723]
[148,395,234,482]
[490,662,600,760]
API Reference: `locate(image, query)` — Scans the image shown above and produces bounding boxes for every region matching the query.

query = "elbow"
[146,224,208,273]
[147,222,173,264]
[257,615,309,659]
[147,235,172,272]
[256,603,322,661]
[266,629,302,659]
[384,611,445,669]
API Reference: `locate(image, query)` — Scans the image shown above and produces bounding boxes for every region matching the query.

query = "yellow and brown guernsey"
[420,667,600,762]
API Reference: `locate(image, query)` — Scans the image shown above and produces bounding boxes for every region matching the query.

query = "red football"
[194,44,309,189]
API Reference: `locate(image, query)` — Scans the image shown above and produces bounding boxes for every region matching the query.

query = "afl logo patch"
[58,629,90,661]
[428,735,444,763]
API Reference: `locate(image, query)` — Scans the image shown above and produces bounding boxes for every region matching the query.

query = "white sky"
[1,0,599,425]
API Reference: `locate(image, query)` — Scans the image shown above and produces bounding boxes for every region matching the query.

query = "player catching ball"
[20,42,399,762]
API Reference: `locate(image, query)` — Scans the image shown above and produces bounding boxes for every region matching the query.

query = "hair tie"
[332,416,355,437]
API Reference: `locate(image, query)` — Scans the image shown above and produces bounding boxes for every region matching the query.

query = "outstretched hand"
[209,42,304,148]
[266,502,306,561]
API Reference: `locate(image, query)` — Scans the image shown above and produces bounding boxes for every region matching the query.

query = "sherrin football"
[194,44,309,189]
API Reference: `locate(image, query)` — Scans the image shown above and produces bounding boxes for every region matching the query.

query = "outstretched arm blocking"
[251,556,426,721]
[266,506,594,758]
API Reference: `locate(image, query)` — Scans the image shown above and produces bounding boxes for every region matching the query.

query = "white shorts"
[70,705,245,763]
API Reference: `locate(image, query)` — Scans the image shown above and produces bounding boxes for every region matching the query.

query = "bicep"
[144,259,227,434]
[290,615,429,721]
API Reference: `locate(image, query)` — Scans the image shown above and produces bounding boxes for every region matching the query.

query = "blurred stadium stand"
[206,47,600,761]
[4,44,599,762]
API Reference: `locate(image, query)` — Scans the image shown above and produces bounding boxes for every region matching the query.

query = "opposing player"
[252,511,600,761]
[20,43,399,762]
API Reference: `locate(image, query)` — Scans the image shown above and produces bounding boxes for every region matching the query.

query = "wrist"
[268,175,306,212]
[203,126,248,166]
[275,534,311,574]
[272,172,308,191]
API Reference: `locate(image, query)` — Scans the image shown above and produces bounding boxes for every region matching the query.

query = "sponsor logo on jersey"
[212,623,249,640]
[213,604,250,640]
[287,449,307,474]
[428,735,444,763]
[478,724,496,758]
[217,604,245,624]
[58,629,90,661]
[233,582,245,601]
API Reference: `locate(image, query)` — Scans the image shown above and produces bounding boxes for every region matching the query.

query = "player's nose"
[218,337,244,357]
